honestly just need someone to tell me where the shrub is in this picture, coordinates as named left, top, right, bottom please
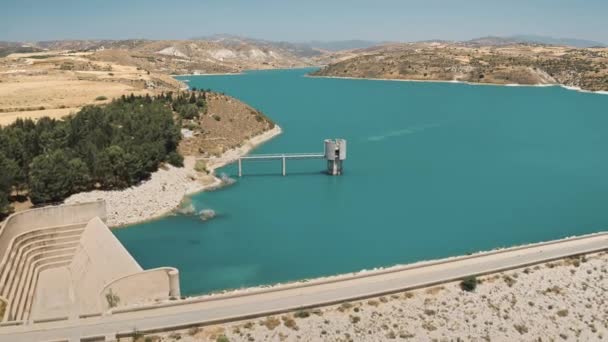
left=282, top=315, right=298, bottom=330
left=105, top=289, right=120, bottom=308
left=95, top=96, right=108, bottom=101
left=367, top=300, right=379, bottom=307
left=167, top=152, right=184, bottom=167
left=424, top=309, right=436, bottom=316
left=216, top=335, right=229, bottom=342
left=176, top=104, right=200, bottom=120
left=260, top=317, right=280, bottom=330
left=514, top=324, right=529, bottom=335
left=338, top=302, right=353, bottom=312
left=503, top=275, right=517, bottom=287
left=194, top=160, right=207, bottom=173
left=294, top=310, right=310, bottom=318
left=460, top=276, right=478, bottom=292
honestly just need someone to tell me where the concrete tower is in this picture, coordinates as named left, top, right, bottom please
left=324, top=139, right=347, bottom=175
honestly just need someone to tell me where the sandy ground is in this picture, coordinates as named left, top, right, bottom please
left=0, top=108, right=78, bottom=126
left=0, top=51, right=182, bottom=126
left=131, top=251, right=608, bottom=342
left=64, top=125, right=282, bottom=227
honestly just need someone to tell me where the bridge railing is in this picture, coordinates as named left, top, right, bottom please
left=240, top=153, right=324, bottom=160
left=237, top=152, right=325, bottom=176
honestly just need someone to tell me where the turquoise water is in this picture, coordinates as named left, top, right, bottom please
left=115, top=69, right=608, bottom=296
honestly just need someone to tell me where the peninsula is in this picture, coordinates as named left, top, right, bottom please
left=0, top=45, right=279, bottom=225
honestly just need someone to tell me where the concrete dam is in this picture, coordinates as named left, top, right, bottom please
left=0, top=201, right=180, bottom=324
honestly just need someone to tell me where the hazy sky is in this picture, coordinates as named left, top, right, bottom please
left=1, top=0, right=607, bottom=43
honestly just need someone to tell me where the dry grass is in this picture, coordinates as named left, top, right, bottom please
left=0, top=52, right=181, bottom=126
left=178, top=93, right=274, bottom=157
left=281, top=315, right=298, bottom=331
left=425, top=286, right=445, bottom=295
left=260, top=316, right=281, bottom=330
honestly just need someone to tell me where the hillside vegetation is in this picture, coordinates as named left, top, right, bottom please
left=0, top=93, right=208, bottom=216
left=0, top=89, right=275, bottom=218
left=312, top=43, right=608, bottom=91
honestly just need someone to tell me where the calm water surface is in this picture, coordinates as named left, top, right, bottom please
left=115, top=69, right=608, bottom=295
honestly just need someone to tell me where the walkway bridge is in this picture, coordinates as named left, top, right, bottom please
left=237, top=139, right=347, bottom=177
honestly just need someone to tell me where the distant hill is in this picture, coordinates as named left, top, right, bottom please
left=193, top=34, right=325, bottom=58
left=468, top=35, right=606, bottom=48
left=509, top=35, right=606, bottom=48
left=192, top=35, right=386, bottom=56
left=0, top=37, right=327, bottom=74
left=305, top=40, right=386, bottom=52
left=0, top=41, right=42, bottom=57
left=312, top=41, right=608, bottom=92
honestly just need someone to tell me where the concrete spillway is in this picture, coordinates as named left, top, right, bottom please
left=0, top=202, right=180, bottom=324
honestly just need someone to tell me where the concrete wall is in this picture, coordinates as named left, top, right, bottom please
left=0, top=201, right=184, bottom=321
left=68, top=217, right=142, bottom=315
left=100, top=268, right=179, bottom=311
left=0, top=201, right=107, bottom=261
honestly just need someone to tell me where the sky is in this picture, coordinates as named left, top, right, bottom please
left=1, top=0, right=607, bottom=43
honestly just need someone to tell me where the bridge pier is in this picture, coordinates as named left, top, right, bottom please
left=238, top=159, right=242, bottom=177
left=282, top=156, right=286, bottom=176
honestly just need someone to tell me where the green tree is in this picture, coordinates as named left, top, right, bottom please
left=28, top=150, right=73, bottom=204
left=177, top=104, right=200, bottom=120
left=95, top=145, right=130, bottom=189
left=166, top=151, right=184, bottom=167
left=67, top=158, right=91, bottom=193
left=0, top=152, right=18, bottom=216
left=196, top=97, right=206, bottom=109
left=1, top=95, right=183, bottom=205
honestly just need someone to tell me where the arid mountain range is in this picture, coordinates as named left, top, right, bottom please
left=2, top=35, right=608, bottom=125
left=2, top=36, right=333, bottom=74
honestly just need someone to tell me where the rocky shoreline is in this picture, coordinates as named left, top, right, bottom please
left=65, top=125, right=282, bottom=227
left=308, top=74, right=608, bottom=95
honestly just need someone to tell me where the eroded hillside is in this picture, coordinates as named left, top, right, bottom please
left=178, top=92, right=275, bottom=157
left=31, top=38, right=320, bottom=75
left=312, top=43, right=608, bottom=91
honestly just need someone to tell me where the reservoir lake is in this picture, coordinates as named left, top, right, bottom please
left=115, top=68, right=608, bottom=295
